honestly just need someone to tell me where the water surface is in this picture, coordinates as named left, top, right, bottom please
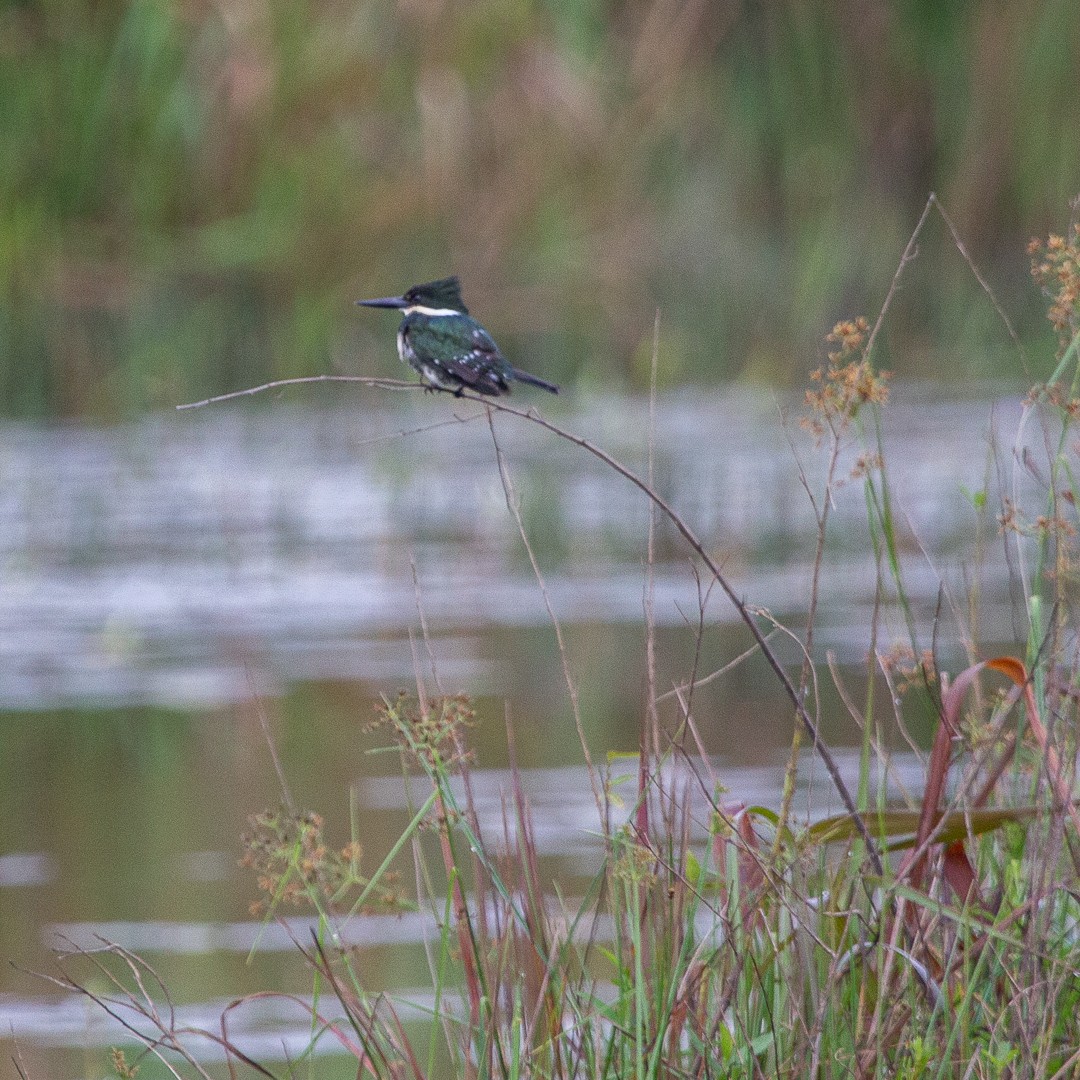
left=0, top=384, right=1042, bottom=1070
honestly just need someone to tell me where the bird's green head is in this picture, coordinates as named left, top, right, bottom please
left=406, top=277, right=467, bottom=313
left=356, top=276, right=468, bottom=315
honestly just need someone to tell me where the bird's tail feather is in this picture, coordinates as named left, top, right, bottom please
left=510, top=367, right=559, bottom=394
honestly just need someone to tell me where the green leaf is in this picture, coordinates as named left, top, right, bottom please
left=685, top=849, right=701, bottom=885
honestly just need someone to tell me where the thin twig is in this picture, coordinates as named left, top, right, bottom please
left=179, top=379, right=881, bottom=868
left=476, top=398, right=880, bottom=865
left=930, top=193, right=1027, bottom=371
left=774, top=398, right=843, bottom=851
left=242, top=663, right=296, bottom=815
left=645, top=310, right=661, bottom=756
left=410, top=558, right=446, bottom=696
left=410, top=559, right=491, bottom=949
left=355, top=411, right=485, bottom=445
left=176, top=374, right=419, bottom=410
left=864, top=194, right=936, bottom=365
left=656, top=629, right=774, bottom=703
left=640, top=310, right=662, bottom=840
left=484, top=410, right=604, bottom=819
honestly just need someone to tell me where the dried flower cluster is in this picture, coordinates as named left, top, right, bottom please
left=1027, top=382, right=1080, bottom=419
left=1029, top=227, right=1080, bottom=354
left=998, top=497, right=1076, bottom=541
left=610, top=828, right=659, bottom=888
left=240, top=806, right=402, bottom=916
left=879, top=641, right=937, bottom=697
left=369, top=691, right=476, bottom=772
left=804, top=318, right=890, bottom=439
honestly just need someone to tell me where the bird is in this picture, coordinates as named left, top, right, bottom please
left=356, top=276, right=559, bottom=397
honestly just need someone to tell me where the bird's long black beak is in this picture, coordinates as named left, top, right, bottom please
left=355, top=294, right=409, bottom=309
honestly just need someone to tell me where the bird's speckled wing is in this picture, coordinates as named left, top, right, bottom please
left=405, top=314, right=512, bottom=395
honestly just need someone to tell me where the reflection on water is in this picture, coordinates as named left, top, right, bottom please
left=0, top=987, right=440, bottom=1061
left=0, top=386, right=1031, bottom=710
left=0, top=384, right=1043, bottom=1064
left=0, top=852, right=57, bottom=887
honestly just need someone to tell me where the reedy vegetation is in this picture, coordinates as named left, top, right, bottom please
left=46, top=212, right=1080, bottom=1078
left=2, top=1, right=1079, bottom=416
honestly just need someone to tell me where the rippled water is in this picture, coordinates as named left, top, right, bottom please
left=0, top=383, right=1047, bottom=1066
left=0, top=385, right=1033, bottom=707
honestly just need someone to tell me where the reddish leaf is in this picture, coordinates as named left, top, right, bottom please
left=941, top=840, right=982, bottom=907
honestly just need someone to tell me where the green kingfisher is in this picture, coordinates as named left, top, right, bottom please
left=356, top=276, right=559, bottom=397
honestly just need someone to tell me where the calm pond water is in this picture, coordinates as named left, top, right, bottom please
left=0, top=383, right=1046, bottom=1073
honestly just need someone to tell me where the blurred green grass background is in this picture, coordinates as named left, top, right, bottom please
left=2, top=0, right=1078, bottom=418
